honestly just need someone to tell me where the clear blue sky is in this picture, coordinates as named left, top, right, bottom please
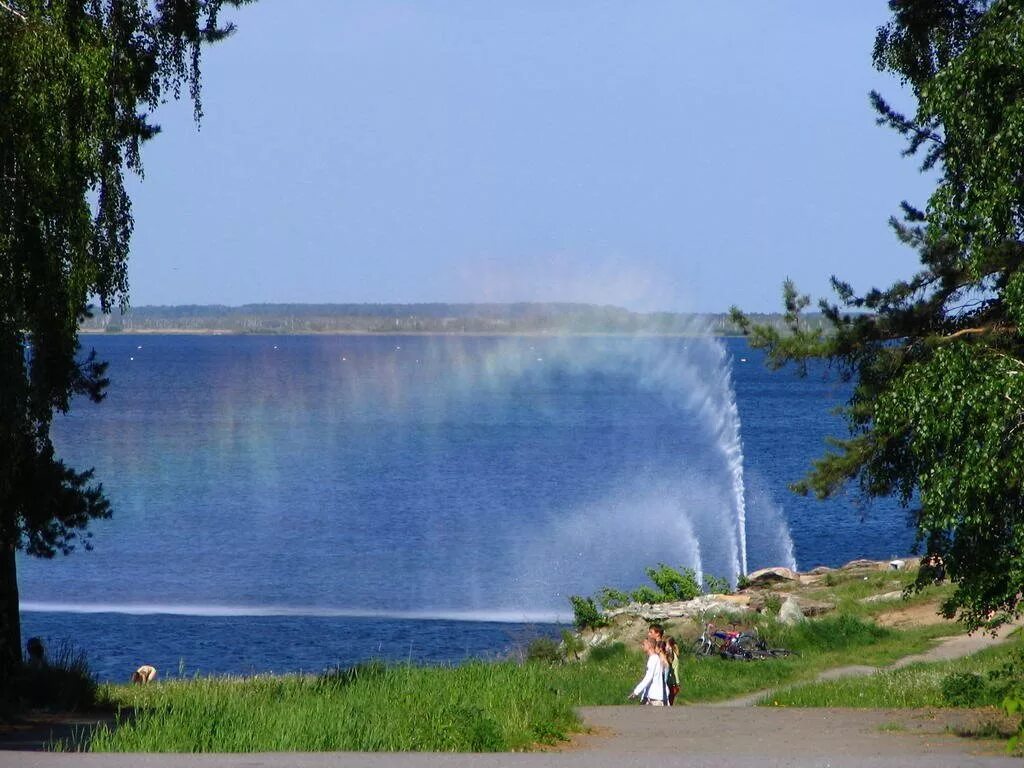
left=126, top=1, right=933, bottom=314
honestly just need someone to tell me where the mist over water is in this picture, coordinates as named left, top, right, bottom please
left=17, top=332, right=918, bottom=678
left=21, top=331, right=795, bottom=625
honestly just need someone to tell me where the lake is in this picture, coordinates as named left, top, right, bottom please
left=20, top=334, right=913, bottom=681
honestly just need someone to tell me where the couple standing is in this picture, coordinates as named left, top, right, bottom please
left=628, top=624, right=680, bottom=706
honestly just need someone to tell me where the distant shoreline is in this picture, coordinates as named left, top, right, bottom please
left=79, top=327, right=744, bottom=338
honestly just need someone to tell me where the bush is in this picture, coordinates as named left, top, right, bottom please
left=525, top=637, right=563, bottom=664
left=560, top=630, right=585, bottom=661
left=9, top=641, right=99, bottom=711
left=629, top=586, right=663, bottom=604
left=763, top=593, right=782, bottom=617
left=596, top=587, right=631, bottom=610
left=569, top=595, right=608, bottom=630
left=645, top=564, right=701, bottom=602
left=941, top=672, right=986, bottom=707
left=704, top=574, right=732, bottom=595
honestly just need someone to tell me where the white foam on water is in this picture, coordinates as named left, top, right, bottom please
left=21, top=601, right=566, bottom=624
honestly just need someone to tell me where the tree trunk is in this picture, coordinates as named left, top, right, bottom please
left=0, top=541, right=20, bottom=689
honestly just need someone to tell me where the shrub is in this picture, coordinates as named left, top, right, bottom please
left=560, top=630, right=585, bottom=661
left=763, top=593, right=782, bottom=617
left=704, top=574, right=732, bottom=595
left=629, top=586, right=663, bottom=604
left=569, top=595, right=608, bottom=630
left=941, top=672, right=986, bottom=707
left=525, top=637, right=563, bottom=664
left=596, top=587, right=631, bottom=610
left=645, top=564, right=701, bottom=602
left=736, top=574, right=752, bottom=590
left=9, top=641, right=99, bottom=711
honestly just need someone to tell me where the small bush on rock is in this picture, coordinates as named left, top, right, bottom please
left=569, top=596, right=608, bottom=630
left=646, top=564, right=701, bottom=602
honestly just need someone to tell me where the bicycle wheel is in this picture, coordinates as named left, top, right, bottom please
left=691, top=638, right=710, bottom=657
left=768, top=647, right=797, bottom=658
left=734, top=633, right=758, bottom=654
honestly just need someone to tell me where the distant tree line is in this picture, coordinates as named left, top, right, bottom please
left=80, top=303, right=829, bottom=336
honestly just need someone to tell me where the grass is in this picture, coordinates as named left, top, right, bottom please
left=71, top=613, right=978, bottom=752
left=2, top=642, right=100, bottom=717
left=760, top=641, right=1022, bottom=708
left=801, top=567, right=954, bottom=618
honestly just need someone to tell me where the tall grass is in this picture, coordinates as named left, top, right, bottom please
left=6, top=641, right=100, bottom=713
left=82, top=614, right=971, bottom=752
left=89, top=660, right=602, bottom=752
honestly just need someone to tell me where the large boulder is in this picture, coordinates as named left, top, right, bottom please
left=745, top=566, right=800, bottom=587
left=778, top=596, right=806, bottom=625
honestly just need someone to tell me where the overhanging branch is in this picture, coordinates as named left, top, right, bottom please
left=0, top=1, right=25, bottom=21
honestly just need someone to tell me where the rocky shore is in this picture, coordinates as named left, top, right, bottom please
left=578, top=557, right=924, bottom=650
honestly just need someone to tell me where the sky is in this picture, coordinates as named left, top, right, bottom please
left=125, top=1, right=935, bottom=314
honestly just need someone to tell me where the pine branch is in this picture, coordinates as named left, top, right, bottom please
left=0, top=1, right=25, bottom=21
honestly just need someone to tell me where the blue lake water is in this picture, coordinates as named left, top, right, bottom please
left=19, top=334, right=913, bottom=681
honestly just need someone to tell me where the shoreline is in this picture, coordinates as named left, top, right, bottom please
left=78, top=328, right=745, bottom=338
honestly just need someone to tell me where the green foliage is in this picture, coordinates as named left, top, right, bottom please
left=736, top=574, right=752, bottom=590
left=6, top=642, right=99, bottom=712
left=595, top=587, right=631, bottom=611
left=703, top=574, right=732, bottom=595
left=941, top=672, right=986, bottom=707
left=569, top=596, right=608, bottom=630
left=89, top=662, right=583, bottom=752
left=573, top=564, right=704, bottom=624
left=525, top=637, right=563, bottom=664
left=587, top=642, right=628, bottom=664
left=766, top=639, right=1016, bottom=710
left=763, top=593, right=783, bottom=617
left=732, top=0, right=1024, bottom=632
left=645, top=564, right=701, bottom=602
left=0, top=0, right=252, bottom=683
left=629, top=586, right=663, bottom=604
left=560, top=630, right=585, bottom=662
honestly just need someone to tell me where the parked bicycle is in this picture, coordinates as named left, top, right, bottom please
left=690, top=622, right=797, bottom=660
left=690, top=621, right=758, bottom=658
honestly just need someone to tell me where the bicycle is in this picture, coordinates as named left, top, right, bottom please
left=691, top=622, right=797, bottom=660
left=690, top=621, right=759, bottom=658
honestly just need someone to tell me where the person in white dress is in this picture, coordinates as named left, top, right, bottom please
left=628, top=638, right=667, bottom=705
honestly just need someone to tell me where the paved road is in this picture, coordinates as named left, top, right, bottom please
left=2, top=705, right=1019, bottom=768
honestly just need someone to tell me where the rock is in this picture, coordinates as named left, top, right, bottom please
left=605, top=593, right=753, bottom=623
left=841, top=558, right=884, bottom=571
left=778, top=596, right=806, bottom=625
left=859, top=590, right=904, bottom=604
left=791, top=596, right=835, bottom=617
left=806, top=565, right=834, bottom=575
left=745, top=567, right=800, bottom=586
left=889, top=559, right=906, bottom=570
